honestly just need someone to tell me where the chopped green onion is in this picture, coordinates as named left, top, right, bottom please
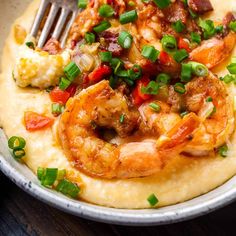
left=222, top=74, right=234, bottom=84
left=181, top=63, right=192, bottom=82
left=25, top=41, right=35, bottom=49
left=8, top=136, right=26, bottom=150
left=218, top=145, right=228, bottom=157
left=141, top=81, right=159, bottom=95
left=172, top=20, right=185, bottom=33
left=141, top=45, right=160, bottom=62
left=109, top=75, right=117, bottom=88
left=110, top=58, right=124, bottom=73
left=215, top=25, right=223, bottom=33
left=123, top=78, right=135, bottom=86
left=128, top=65, right=142, bottom=80
left=174, top=83, right=186, bottom=94
left=173, top=49, right=189, bottom=63
left=116, top=70, right=129, bottom=77
left=99, top=51, right=112, bottom=62
left=13, top=148, right=25, bottom=159
left=188, top=61, right=208, bottom=77
left=229, top=21, right=236, bottom=32
left=198, top=18, right=216, bottom=39
left=156, top=73, right=170, bottom=84
left=78, top=0, right=87, bottom=9
left=57, top=169, right=66, bottom=180
left=161, top=35, right=177, bottom=53
left=59, top=77, right=71, bottom=90
left=37, top=167, right=45, bottom=181
left=119, top=10, right=138, bottom=24
left=56, top=179, right=80, bottom=199
left=180, top=111, right=189, bottom=118
left=119, top=114, right=125, bottom=123
left=149, top=103, right=161, bottom=112
left=93, top=21, right=111, bottom=33
left=99, top=4, right=114, bottom=17
left=64, top=62, right=81, bottom=81
left=147, top=193, right=159, bottom=206
left=206, top=96, right=213, bottom=102
left=128, top=1, right=135, bottom=6
left=85, top=32, right=95, bottom=44
left=40, top=168, right=58, bottom=187
left=51, top=103, right=65, bottom=115
left=227, top=63, right=236, bottom=75
left=118, top=31, right=133, bottom=49
left=153, top=0, right=171, bottom=9
left=190, top=32, right=201, bottom=44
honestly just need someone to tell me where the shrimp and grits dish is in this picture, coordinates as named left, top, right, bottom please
left=0, top=0, right=236, bottom=209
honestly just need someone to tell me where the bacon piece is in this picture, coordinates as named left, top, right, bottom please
left=188, top=0, right=213, bottom=14
left=43, top=38, right=61, bottom=55
left=223, top=12, right=236, bottom=27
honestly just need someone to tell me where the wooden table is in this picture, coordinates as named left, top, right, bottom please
left=0, top=172, right=235, bottom=236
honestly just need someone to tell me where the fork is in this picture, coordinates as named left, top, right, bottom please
left=30, top=0, right=79, bottom=48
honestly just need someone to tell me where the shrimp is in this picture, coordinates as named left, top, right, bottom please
left=59, top=80, right=200, bottom=179
left=189, top=32, right=236, bottom=69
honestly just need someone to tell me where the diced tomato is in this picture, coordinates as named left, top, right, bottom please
left=178, top=37, right=191, bottom=52
left=132, top=76, right=152, bottom=106
left=24, top=111, right=54, bottom=132
left=88, top=65, right=112, bottom=83
left=159, top=51, right=172, bottom=65
left=49, top=87, right=71, bottom=104
left=66, top=83, right=77, bottom=97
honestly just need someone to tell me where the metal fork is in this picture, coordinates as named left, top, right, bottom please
left=30, top=0, right=79, bottom=48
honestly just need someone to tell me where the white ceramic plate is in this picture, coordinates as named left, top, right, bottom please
left=1, top=0, right=236, bottom=226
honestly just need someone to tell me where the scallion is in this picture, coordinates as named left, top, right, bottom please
left=118, top=31, right=133, bottom=49
left=13, top=148, right=25, bottom=159
left=59, top=77, right=71, bottom=90
left=172, top=20, right=185, bottom=33
left=153, top=0, right=171, bottom=9
left=174, top=83, right=186, bottom=94
left=37, top=167, right=45, bottom=181
left=190, top=32, right=201, bottom=44
left=188, top=61, right=208, bottom=77
left=218, top=145, right=228, bottom=157
left=99, top=51, right=112, bottom=62
left=222, top=74, right=234, bottom=84
left=57, top=169, right=66, bottom=180
left=110, top=58, right=124, bottom=74
left=78, top=0, right=87, bottom=9
left=119, top=10, right=138, bottom=24
left=215, top=25, right=223, bottom=33
left=147, top=193, right=159, bottom=206
left=227, top=63, right=236, bottom=75
left=229, top=21, right=236, bottom=32
left=8, top=136, right=26, bottom=150
left=181, top=63, right=192, bottom=82
left=156, top=73, right=170, bottom=84
left=206, top=96, right=213, bottom=102
left=109, top=75, right=117, bottom=88
left=173, top=49, right=189, bottom=63
left=64, top=62, right=81, bottom=81
left=25, top=41, right=35, bottom=50
left=56, top=179, right=80, bottom=199
left=85, top=32, right=95, bottom=44
left=149, top=103, right=161, bottom=112
left=198, top=18, right=216, bottom=39
left=51, top=103, right=65, bottom=115
left=99, top=4, right=114, bottom=17
left=93, top=21, right=111, bottom=33
left=128, top=1, right=135, bottom=6
left=119, top=114, right=125, bottom=123
left=141, top=81, right=159, bottom=95
left=40, top=168, right=58, bottom=187
left=141, top=45, right=159, bottom=62
left=161, top=35, right=177, bottom=53
left=128, top=64, right=142, bottom=80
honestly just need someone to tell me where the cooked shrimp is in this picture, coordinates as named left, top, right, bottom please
left=59, top=80, right=200, bottom=179
left=189, top=32, right=236, bottom=69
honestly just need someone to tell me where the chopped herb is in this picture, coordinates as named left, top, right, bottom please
left=147, top=193, right=159, bottom=206
left=218, top=145, right=228, bottom=157
left=174, top=82, right=186, bottom=94
left=227, top=63, right=236, bottom=75
left=13, top=148, right=25, bottom=159
left=99, top=4, right=114, bottom=17
left=190, top=32, right=201, bottom=44
left=59, top=77, right=71, bottom=90
left=118, top=31, right=133, bottom=49
left=78, top=0, right=87, bottom=9
left=156, top=73, right=171, bottom=84
left=119, top=114, right=125, bottom=123
left=172, top=20, right=185, bottom=33
left=93, top=21, right=111, bottom=33
left=181, top=63, right=192, bottom=82
left=153, top=0, right=171, bottom=9
left=64, top=62, right=81, bottom=81
left=119, top=10, right=138, bottom=24
left=85, top=32, right=95, bottom=44
left=198, top=18, right=216, bottom=39
left=141, top=45, right=160, bottom=62
left=8, top=136, right=26, bottom=150
left=229, top=21, right=236, bottom=32
left=215, top=25, right=223, bottom=33
left=173, top=49, right=189, bottom=63
left=99, top=51, right=112, bottom=62
left=149, top=103, right=161, bottom=112
left=206, top=96, right=213, bottom=102
left=141, top=81, right=159, bottom=95
left=56, top=179, right=80, bottom=199
left=161, top=35, right=177, bottom=53
left=25, top=41, right=35, bottom=49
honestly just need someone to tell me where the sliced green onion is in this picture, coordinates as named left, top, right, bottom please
left=181, top=63, right=192, bottom=82
left=222, top=74, right=234, bottom=84
left=149, top=103, right=161, bottom=112
left=227, top=63, right=236, bottom=75
left=37, top=167, right=45, bottom=181
left=172, top=20, right=185, bottom=33
left=218, top=145, right=228, bottom=157
left=173, top=49, right=189, bottom=63
left=110, top=58, right=124, bottom=74
left=109, top=75, right=117, bottom=88
left=64, top=62, right=81, bottom=81
left=13, top=148, right=25, bottom=159
left=78, top=0, right=87, bottom=9
left=41, top=168, right=58, bottom=187
left=229, top=21, right=236, bottom=32
left=156, top=73, right=170, bottom=84
left=118, top=31, right=133, bottom=49
left=59, top=77, right=71, bottom=90
left=8, top=136, right=26, bottom=150
left=147, top=193, right=159, bottom=206
left=93, top=21, right=111, bottom=33
left=141, top=45, right=160, bottom=62
left=190, top=32, right=201, bottom=44
left=25, top=41, right=35, bottom=49
left=174, top=83, right=186, bottom=94
left=141, top=81, right=159, bottom=95
left=116, top=70, right=129, bottom=77
left=198, top=18, right=216, bottom=39
left=161, top=35, right=177, bottom=53
left=128, top=65, right=142, bottom=80
left=57, top=169, right=66, bottom=180
left=206, top=96, right=213, bottom=102
left=119, top=114, right=125, bottom=123
left=180, top=111, right=189, bottom=118
left=51, top=103, right=65, bottom=115
left=56, top=179, right=80, bottom=199
left=153, top=0, right=171, bottom=9
left=85, top=32, right=95, bottom=44
left=119, top=10, right=138, bottom=24
left=99, top=51, right=112, bottom=62
left=99, top=4, right=114, bottom=17
left=215, top=25, right=223, bottom=33
left=188, top=61, right=208, bottom=77
left=123, top=78, right=135, bottom=86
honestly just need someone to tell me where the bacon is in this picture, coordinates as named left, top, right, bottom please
left=43, top=38, right=61, bottom=55
left=223, top=12, right=236, bottom=27
left=188, top=0, right=213, bottom=14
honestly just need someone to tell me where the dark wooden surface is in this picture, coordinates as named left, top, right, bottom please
left=1, top=171, right=236, bottom=236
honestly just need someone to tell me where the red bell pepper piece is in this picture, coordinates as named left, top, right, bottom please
left=159, top=51, right=172, bottom=65
left=24, top=111, right=54, bottom=131
left=88, top=65, right=112, bottom=83
left=178, top=37, right=191, bottom=52
left=49, top=87, right=71, bottom=104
